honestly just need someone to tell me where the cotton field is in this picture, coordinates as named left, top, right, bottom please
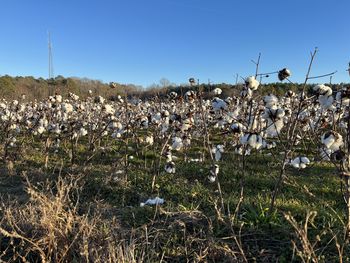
left=1, top=67, right=350, bottom=261
left=1, top=76, right=348, bottom=176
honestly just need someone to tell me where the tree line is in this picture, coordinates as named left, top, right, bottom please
left=0, top=74, right=348, bottom=100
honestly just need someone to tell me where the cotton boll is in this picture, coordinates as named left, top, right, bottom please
left=335, top=87, right=350, bottom=106
left=145, top=135, right=154, bottom=145
left=241, top=133, right=263, bottom=149
left=265, top=119, right=284, bottom=138
left=208, top=164, right=219, bottom=182
left=285, top=90, right=296, bottom=98
left=319, top=95, right=334, bottom=110
left=216, top=144, right=224, bottom=153
left=299, top=163, right=306, bottom=169
left=79, top=127, right=88, bottom=136
left=263, top=108, right=285, bottom=121
left=230, top=123, right=244, bottom=134
left=61, top=103, right=73, bottom=113
left=290, top=158, right=300, bottom=168
left=208, top=175, right=216, bottom=183
left=210, top=164, right=219, bottom=176
left=69, top=93, right=79, bottom=101
left=0, top=102, right=7, bottom=109
left=278, top=68, right=291, bottom=81
left=240, top=133, right=250, bottom=145
left=151, top=112, right=162, bottom=124
left=109, top=121, right=123, bottom=130
left=234, top=146, right=242, bottom=155
left=171, top=137, right=183, bottom=151
left=215, top=150, right=222, bottom=161
left=185, top=90, right=196, bottom=103
left=248, top=134, right=258, bottom=149
left=321, top=131, right=343, bottom=151
left=140, top=197, right=164, bottom=207
left=212, top=145, right=224, bottom=161
left=250, top=134, right=263, bottom=149
left=212, top=88, right=222, bottom=95
left=111, top=131, right=122, bottom=138
left=169, top=91, right=178, bottom=99
left=330, top=137, right=343, bottom=152
left=37, top=126, right=45, bottom=134
left=300, top=157, right=310, bottom=165
left=240, top=87, right=252, bottom=99
left=275, top=108, right=285, bottom=119
left=103, top=104, right=115, bottom=115
left=245, top=76, right=259, bottom=90
left=9, top=137, right=17, bottom=147
left=313, top=84, right=332, bottom=96
left=212, top=97, right=227, bottom=111
left=165, top=161, right=176, bottom=173
left=290, top=157, right=310, bottom=169
left=321, top=132, right=335, bottom=148
left=266, top=141, right=276, bottom=149
left=55, top=95, right=63, bottom=103
left=165, top=149, right=173, bottom=162
left=9, top=123, right=17, bottom=130
left=263, top=94, right=278, bottom=109
left=140, top=116, right=149, bottom=128
left=94, top=96, right=105, bottom=104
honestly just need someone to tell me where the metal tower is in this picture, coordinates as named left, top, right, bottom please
left=48, top=32, right=54, bottom=79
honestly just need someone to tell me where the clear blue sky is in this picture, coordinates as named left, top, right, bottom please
left=0, top=0, right=349, bottom=87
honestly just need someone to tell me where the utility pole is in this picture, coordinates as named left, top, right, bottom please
left=48, top=32, right=54, bottom=79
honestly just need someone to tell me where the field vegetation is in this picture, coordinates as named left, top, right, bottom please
left=0, top=51, right=350, bottom=262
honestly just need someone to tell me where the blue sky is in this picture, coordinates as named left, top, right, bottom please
left=0, top=0, right=349, bottom=87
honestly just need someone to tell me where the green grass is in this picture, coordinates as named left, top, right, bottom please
left=0, top=136, right=349, bottom=262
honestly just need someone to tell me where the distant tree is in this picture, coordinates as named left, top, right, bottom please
left=0, top=76, right=16, bottom=96
left=159, top=78, right=171, bottom=88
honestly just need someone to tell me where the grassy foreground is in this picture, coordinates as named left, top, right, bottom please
left=0, top=136, right=348, bottom=263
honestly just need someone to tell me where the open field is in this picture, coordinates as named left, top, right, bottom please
left=0, top=73, right=350, bottom=262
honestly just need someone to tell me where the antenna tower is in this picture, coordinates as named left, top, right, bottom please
left=48, top=32, right=54, bottom=79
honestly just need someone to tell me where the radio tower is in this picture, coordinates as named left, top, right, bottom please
left=48, top=32, right=54, bottom=79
